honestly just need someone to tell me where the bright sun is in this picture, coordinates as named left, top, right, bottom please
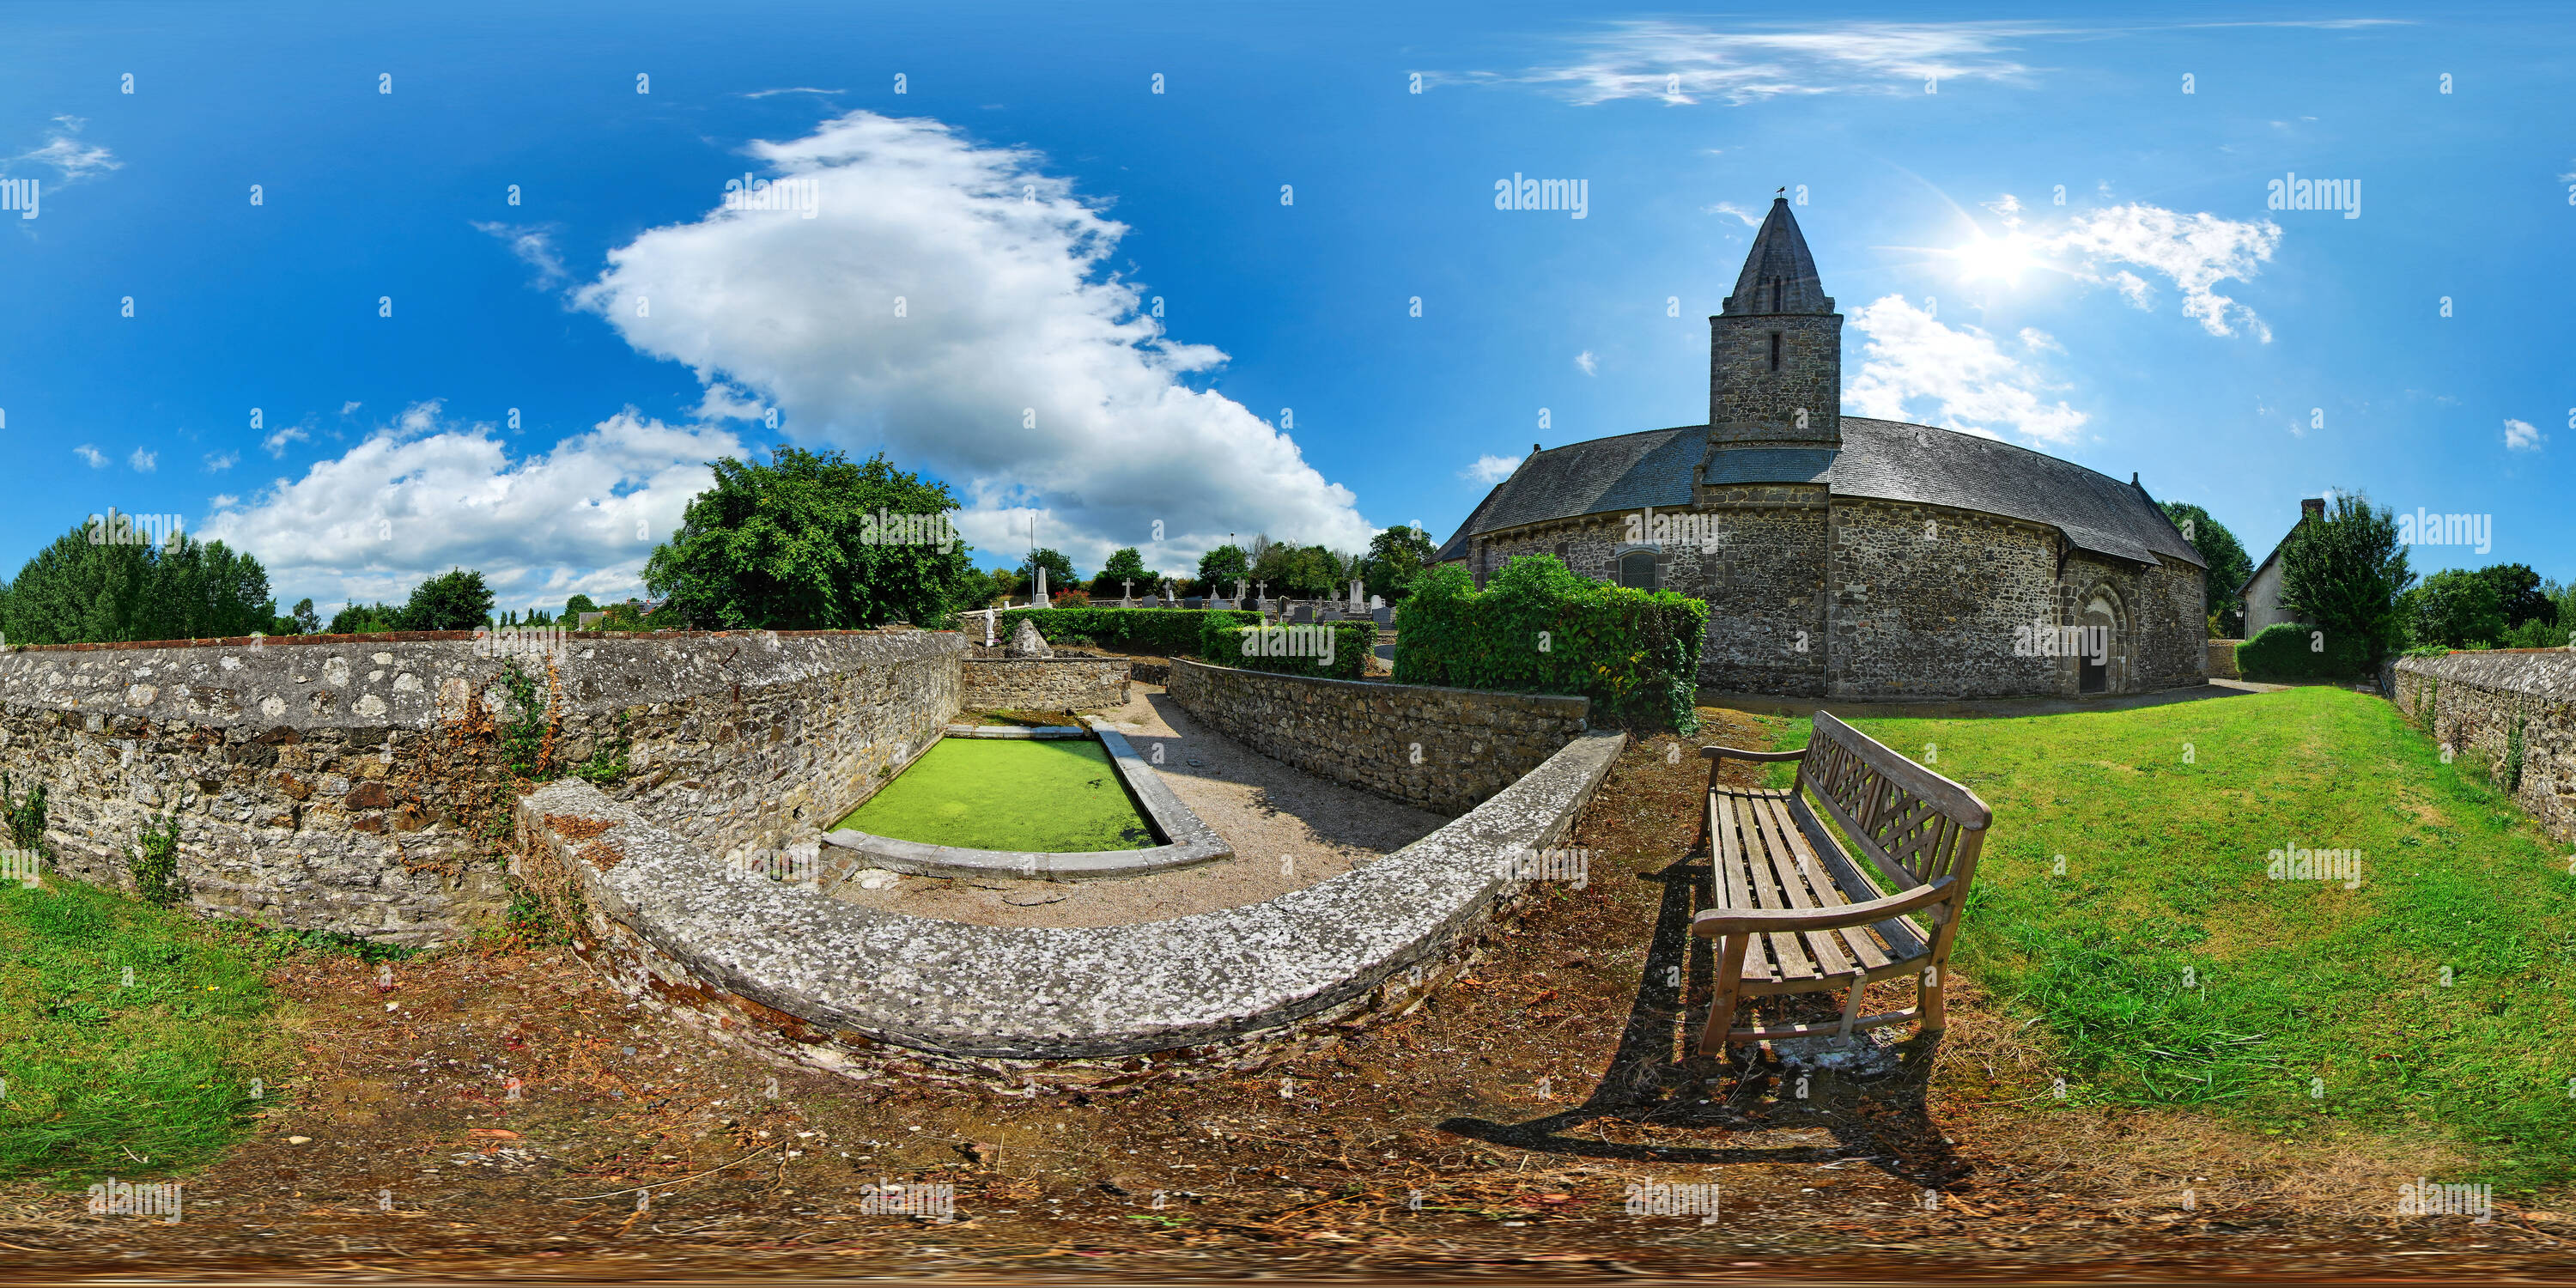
left=1952, top=233, right=2038, bottom=283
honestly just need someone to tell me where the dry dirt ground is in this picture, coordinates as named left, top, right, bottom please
left=3, top=710, right=2570, bottom=1283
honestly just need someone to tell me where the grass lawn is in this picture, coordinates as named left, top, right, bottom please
left=0, top=876, right=312, bottom=1184
left=1759, top=686, right=2576, bottom=1197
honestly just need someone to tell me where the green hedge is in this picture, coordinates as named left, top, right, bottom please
left=2236, top=622, right=2374, bottom=681
left=1394, top=556, right=1708, bottom=731
left=997, top=606, right=1256, bottom=656
left=1199, top=617, right=1372, bottom=680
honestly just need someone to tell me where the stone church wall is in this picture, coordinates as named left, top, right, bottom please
left=1710, top=313, right=1843, bottom=442
left=1825, top=500, right=2061, bottom=699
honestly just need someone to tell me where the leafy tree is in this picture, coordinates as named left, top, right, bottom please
left=1020, top=547, right=1077, bottom=598
left=1089, top=547, right=1159, bottom=598
left=1361, top=524, right=1437, bottom=602
left=0, top=524, right=276, bottom=645
left=328, top=601, right=404, bottom=635
left=290, top=598, right=321, bottom=635
left=981, top=566, right=1024, bottom=605
left=2160, top=502, right=2253, bottom=636
left=564, top=593, right=599, bottom=618
left=642, top=446, right=980, bottom=629
left=1251, top=542, right=1346, bottom=598
left=2473, top=563, right=2555, bottom=630
left=398, top=568, right=496, bottom=631
left=1196, top=544, right=1249, bottom=593
left=2278, top=491, right=2413, bottom=670
left=2405, top=569, right=2507, bottom=648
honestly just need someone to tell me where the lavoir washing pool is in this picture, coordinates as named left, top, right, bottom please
left=831, top=738, right=1156, bottom=853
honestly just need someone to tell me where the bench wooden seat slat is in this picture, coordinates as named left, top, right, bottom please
left=1743, top=794, right=1856, bottom=978
left=1692, top=712, right=1993, bottom=1056
left=1709, top=793, right=1777, bottom=982
left=1756, top=795, right=1893, bottom=972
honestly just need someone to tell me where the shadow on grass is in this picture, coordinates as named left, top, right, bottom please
left=1437, top=857, right=1965, bottom=1189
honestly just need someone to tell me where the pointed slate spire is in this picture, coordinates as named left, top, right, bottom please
left=1722, top=197, right=1834, bottom=315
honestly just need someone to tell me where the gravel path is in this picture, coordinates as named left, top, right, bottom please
left=826, top=683, right=1447, bottom=928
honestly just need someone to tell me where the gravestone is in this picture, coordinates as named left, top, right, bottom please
left=1006, top=617, right=1054, bottom=659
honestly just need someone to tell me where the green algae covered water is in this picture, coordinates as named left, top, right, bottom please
left=830, top=738, right=1157, bottom=853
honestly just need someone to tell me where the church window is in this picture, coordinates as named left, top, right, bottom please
left=1768, top=331, right=1781, bottom=371
left=1618, top=550, right=1658, bottom=591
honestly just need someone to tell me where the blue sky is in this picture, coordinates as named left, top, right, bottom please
left=0, top=3, right=2567, bottom=616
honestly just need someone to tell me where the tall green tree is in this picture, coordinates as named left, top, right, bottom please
left=642, top=446, right=979, bottom=629
left=1195, top=544, right=1249, bottom=593
left=1361, top=524, right=1437, bottom=602
left=1089, top=547, right=1159, bottom=598
left=2472, top=562, right=2555, bottom=630
left=397, top=568, right=496, bottom=630
left=2405, top=569, right=2506, bottom=648
left=1021, top=547, right=1078, bottom=598
left=289, top=598, right=321, bottom=635
left=328, top=602, right=403, bottom=635
left=0, top=525, right=276, bottom=645
left=2278, top=491, right=2413, bottom=669
left=2160, top=502, right=2254, bottom=636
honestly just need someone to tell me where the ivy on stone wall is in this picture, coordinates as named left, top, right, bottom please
left=1394, top=556, right=1709, bottom=732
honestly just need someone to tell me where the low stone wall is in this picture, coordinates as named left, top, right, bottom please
left=961, top=658, right=1129, bottom=711
left=2208, top=639, right=2242, bottom=680
left=2394, top=651, right=2576, bottom=844
left=513, top=728, right=1625, bottom=1084
left=1165, top=659, right=1589, bottom=816
left=0, top=628, right=962, bottom=945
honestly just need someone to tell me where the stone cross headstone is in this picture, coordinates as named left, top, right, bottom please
left=1006, top=617, right=1053, bottom=658
left=1121, top=578, right=1133, bottom=608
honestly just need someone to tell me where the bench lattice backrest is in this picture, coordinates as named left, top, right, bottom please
left=1795, top=710, right=1992, bottom=895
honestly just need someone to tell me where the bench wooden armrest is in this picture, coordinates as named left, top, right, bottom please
left=1700, top=744, right=1807, bottom=764
left=1690, top=876, right=1957, bottom=937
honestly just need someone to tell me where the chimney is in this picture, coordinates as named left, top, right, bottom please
left=2300, top=496, right=2326, bottom=524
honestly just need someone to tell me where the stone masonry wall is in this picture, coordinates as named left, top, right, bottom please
left=1826, top=500, right=2060, bottom=698
left=1710, top=313, right=1842, bottom=443
left=1166, top=659, right=1589, bottom=817
left=2395, top=651, right=2576, bottom=845
left=0, top=629, right=961, bottom=945
left=960, top=658, right=1131, bottom=712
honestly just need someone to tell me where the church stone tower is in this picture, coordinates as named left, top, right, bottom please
left=1708, top=196, right=1841, bottom=448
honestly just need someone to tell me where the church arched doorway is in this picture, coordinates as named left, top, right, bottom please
left=2075, top=583, right=2128, bottom=696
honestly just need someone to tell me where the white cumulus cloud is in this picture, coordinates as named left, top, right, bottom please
left=2044, top=204, right=2279, bottom=340
left=129, top=447, right=156, bottom=472
left=1462, top=453, right=1523, bottom=483
left=568, top=110, right=1376, bottom=572
left=2505, top=417, right=2543, bottom=452
left=72, top=444, right=106, bottom=468
left=200, top=404, right=745, bottom=613
left=262, top=425, right=308, bottom=457
left=1843, top=295, right=2087, bottom=445
left=1575, top=350, right=1598, bottom=375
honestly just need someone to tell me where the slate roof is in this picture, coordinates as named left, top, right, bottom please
left=1725, top=197, right=1835, bottom=316
left=1435, top=417, right=2205, bottom=570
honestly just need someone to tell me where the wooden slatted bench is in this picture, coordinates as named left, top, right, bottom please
left=1693, top=710, right=1993, bottom=1056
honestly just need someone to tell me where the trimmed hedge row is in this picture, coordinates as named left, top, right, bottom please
left=1394, top=556, right=1708, bottom=731
left=2236, top=622, right=2374, bottom=681
left=1198, top=618, right=1373, bottom=680
left=996, top=606, right=1256, bottom=656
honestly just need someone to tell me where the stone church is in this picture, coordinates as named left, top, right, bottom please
left=1435, top=197, right=2207, bottom=700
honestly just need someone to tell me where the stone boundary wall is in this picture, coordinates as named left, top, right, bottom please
left=961, top=657, right=1130, bottom=711
left=1164, top=659, right=1589, bottom=816
left=0, top=628, right=961, bottom=945
left=2208, top=639, right=2243, bottom=680
left=2394, top=651, right=2576, bottom=844
left=512, top=729, right=1626, bottom=1085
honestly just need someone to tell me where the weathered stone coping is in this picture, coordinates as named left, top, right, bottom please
left=944, top=725, right=1087, bottom=739
left=515, top=728, right=1626, bottom=1060
left=1, top=626, right=950, bottom=653
left=821, top=720, right=1229, bottom=880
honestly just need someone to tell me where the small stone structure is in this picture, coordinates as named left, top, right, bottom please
left=0, top=629, right=959, bottom=945
left=513, top=728, right=1625, bottom=1084
left=1005, top=617, right=1053, bottom=658
left=2394, top=650, right=2576, bottom=844
left=2207, top=639, right=2242, bottom=680
left=960, top=657, right=1130, bottom=712
left=1165, top=659, right=1589, bottom=816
